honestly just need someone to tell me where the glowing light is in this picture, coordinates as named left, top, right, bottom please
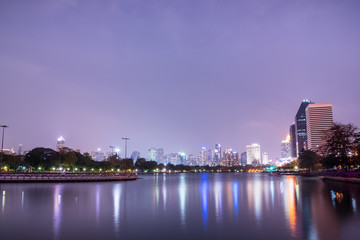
left=57, top=136, right=65, bottom=142
left=115, top=148, right=120, bottom=153
left=97, top=148, right=101, bottom=152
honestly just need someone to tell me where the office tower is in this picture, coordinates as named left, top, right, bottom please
left=200, top=147, right=207, bottom=166
left=289, top=123, right=297, bottom=158
left=306, top=102, right=334, bottom=154
left=231, top=151, right=239, bottom=166
left=281, top=135, right=291, bottom=162
left=206, top=149, right=213, bottom=166
left=223, top=148, right=233, bottom=167
left=262, top=152, right=269, bottom=165
left=56, top=136, right=65, bottom=150
left=240, top=152, right=247, bottom=166
left=157, top=148, right=165, bottom=164
left=214, top=144, right=221, bottom=166
left=179, top=152, right=186, bottom=165
left=148, top=147, right=157, bottom=161
left=246, top=144, right=261, bottom=165
left=295, top=100, right=312, bottom=156
left=18, top=144, right=23, bottom=155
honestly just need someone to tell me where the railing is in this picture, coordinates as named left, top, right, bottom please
left=0, top=173, right=137, bottom=182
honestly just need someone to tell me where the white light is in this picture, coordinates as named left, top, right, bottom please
left=115, top=148, right=120, bottom=152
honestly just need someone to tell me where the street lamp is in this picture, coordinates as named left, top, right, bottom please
left=0, top=125, right=9, bottom=173
left=122, top=137, right=130, bottom=172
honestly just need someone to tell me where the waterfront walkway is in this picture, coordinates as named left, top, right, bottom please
left=0, top=173, right=137, bottom=183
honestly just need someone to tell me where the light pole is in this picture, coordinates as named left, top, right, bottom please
left=0, top=125, right=9, bottom=173
left=122, top=137, right=129, bottom=173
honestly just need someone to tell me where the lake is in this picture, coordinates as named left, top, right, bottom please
left=1, top=173, right=360, bottom=240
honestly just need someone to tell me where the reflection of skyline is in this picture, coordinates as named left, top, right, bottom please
left=0, top=174, right=359, bottom=240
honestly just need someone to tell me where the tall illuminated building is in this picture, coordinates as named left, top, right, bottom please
left=214, top=144, right=221, bottom=166
left=295, top=100, right=312, bottom=156
left=246, top=144, right=261, bottom=165
left=240, top=152, right=247, bottom=166
left=223, top=148, right=233, bottom=167
left=56, top=136, right=65, bottom=150
left=281, top=135, right=291, bottom=162
left=262, top=152, right=268, bottom=165
left=289, top=123, right=297, bottom=158
left=200, top=147, right=207, bottom=166
left=305, top=102, right=333, bottom=154
left=148, top=147, right=157, bottom=161
left=231, top=151, right=239, bottom=166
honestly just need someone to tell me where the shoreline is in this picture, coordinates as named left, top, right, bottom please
left=322, top=176, right=360, bottom=184
left=0, top=173, right=137, bottom=183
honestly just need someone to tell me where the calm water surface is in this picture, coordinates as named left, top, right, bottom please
left=1, top=173, right=360, bottom=240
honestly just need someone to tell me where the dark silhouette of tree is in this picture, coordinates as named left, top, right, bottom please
left=298, top=150, right=321, bottom=172
left=321, top=123, right=360, bottom=169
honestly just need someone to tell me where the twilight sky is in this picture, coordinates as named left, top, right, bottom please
left=1, top=0, right=360, bottom=159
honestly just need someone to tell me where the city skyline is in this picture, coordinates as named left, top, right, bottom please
left=1, top=0, right=360, bottom=160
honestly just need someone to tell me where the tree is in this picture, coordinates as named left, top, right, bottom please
left=298, top=150, right=321, bottom=172
left=321, top=123, right=360, bottom=170
left=64, top=151, right=78, bottom=168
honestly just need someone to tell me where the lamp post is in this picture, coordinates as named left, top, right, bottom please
left=0, top=125, right=9, bottom=173
left=122, top=137, right=129, bottom=173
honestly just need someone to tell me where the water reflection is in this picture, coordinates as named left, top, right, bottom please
left=201, top=173, right=209, bottom=230
left=0, top=174, right=360, bottom=240
left=53, top=185, right=63, bottom=240
left=179, top=174, right=187, bottom=229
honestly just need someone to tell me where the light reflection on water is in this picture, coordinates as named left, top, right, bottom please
left=0, top=173, right=360, bottom=240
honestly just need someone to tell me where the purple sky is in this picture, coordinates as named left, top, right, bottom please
left=1, top=0, right=360, bottom=159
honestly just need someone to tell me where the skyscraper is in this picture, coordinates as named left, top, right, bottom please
left=262, top=152, right=269, bottom=165
left=289, top=123, right=297, bottom=158
left=246, top=144, right=261, bottom=165
left=295, top=100, right=312, bottom=156
left=56, top=136, right=65, bottom=150
left=223, top=148, right=233, bottom=167
left=148, top=147, right=157, bottom=161
left=305, top=102, right=333, bottom=154
left=281, top=135, right=291, bottom=162
left=231, top=151, right=239, bottom=166
left=240, top=152, right=247, bottom=166
left=214, top=144, right=221, bottom=166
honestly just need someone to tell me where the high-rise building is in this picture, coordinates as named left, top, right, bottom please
left=179, top=152, right=186, bottom=165
left=200, top=147, right=207, bottom=166
left=295, top=100, right=312, bottom=156
left=246, top=144, right=261, bottom=165
left=157, top=148, right=165, bottom=164
left=240, top=152, right=247, bottom=166
left=214, top=144, right=221, bottom=166
left=148, top=147, right=157, bottom=161
left=306, top=102, right=333, bottom=154
left=262, top=152, right=269, bottom=165
left=206, top=149, right=213, bottom=166
left=231, top=151, right=239, bottom=166
left=18, top=144, right=23, bottom=155
left=281, top=135, right=291, bottom=162
left=56, top=136, right=65, bottom=150
left=289, top=123, right=297, bottom=158
left=223, top=148, right=233, bottom=166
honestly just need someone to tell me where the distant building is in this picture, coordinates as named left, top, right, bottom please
left=214, top=144, right=221, bottom=166
left=295, top=100, right=312, bottom=156
left=289, top=123, right=297, bottom=158
left=148, top=147, right=157, bottom=161
left=179, top=152, right=186, bottom=165
left=56, top=136, right=65, bottom=150
left=281, top=135, right=291, bottom=162
left=223, top=148, right=233, bottom=167
left=231, top=151, right=239, bottom=166
left=18, top=144, right=23, bottom=155
left=246, top=144, right=261, bottom=165
left=157, top=148, right=165, bottom=164
left=89, top=149, right=105, bottom=161
left=240, top=152, right=247, bottom=166
left=200, top=147, right=207, bottom=166
left=131, top=151, right=140, bottom=162
left=306, top=102, right=333, bottom=154
left=262, top=152, right=269, bottom=165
